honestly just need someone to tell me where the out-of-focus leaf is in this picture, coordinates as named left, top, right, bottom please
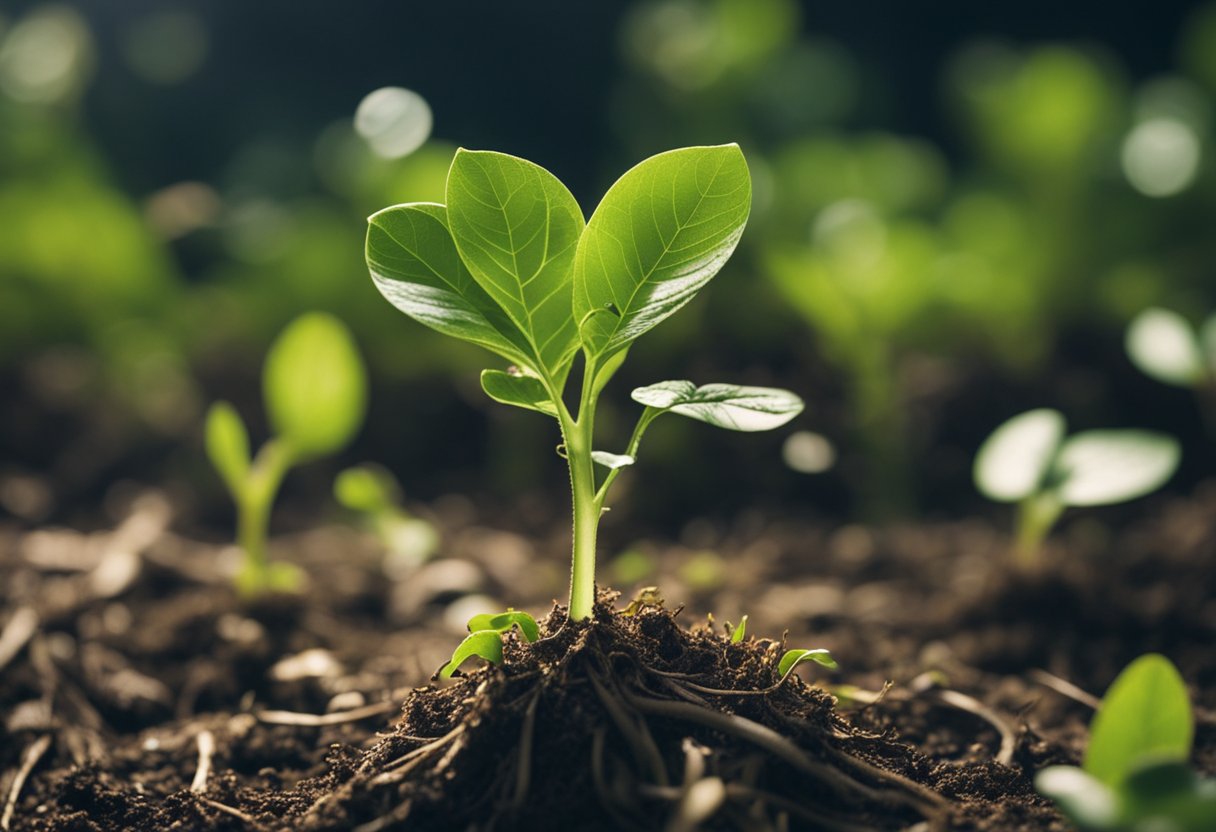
left=973, top=408, right=1065, bottom=502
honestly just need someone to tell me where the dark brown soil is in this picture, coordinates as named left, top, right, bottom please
left=2, top=483, right=1214, bottom=830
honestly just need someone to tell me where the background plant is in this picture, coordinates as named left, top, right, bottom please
left=334, top=463, right=439, bottom=575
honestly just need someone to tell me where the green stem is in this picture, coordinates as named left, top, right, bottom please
left=236, top=440, right=294, bottom=594
left=594, top=407, right=660, bottom=505
left=1013, top=491, right=1063, bottom=571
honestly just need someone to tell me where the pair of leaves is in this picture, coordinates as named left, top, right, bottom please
left=367, top=145, right=752, bottom=383
left=973, top=409, right=1179, bottom=508
left=1036, top=654, right=1213, bottom=830
left=438, top=609, right=540, bottom=679
left=1126, top=307, right=1216, bottom=388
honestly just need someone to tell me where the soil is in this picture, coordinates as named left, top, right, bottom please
left=1, top=482, right=1214, bottom=830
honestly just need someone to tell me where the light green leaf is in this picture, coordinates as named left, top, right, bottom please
left=974, top=409, right=1066, bottom=503
left=591, top=347, right=629, bottom=398
left=480, top=369, right=557, bottom=416
left=631, top=380, right=803, bottom=431
left=446, top=149, right=583, bottom=376
left=778, top=648, right=837, bottom=677
left=334, top=465, right=399, bottom=514
left=591, top=451, right=635, bottom=469
left=205, top=401, right=250, bottom=496
left=465, top=609, right=540, bottom=643
left=1084, top=654, right=1193, bottom=787
left=367, top=202, right=535, bottom=369
left=438, top=630, right=505, bottom=679
left=1053, top=431, right=1180, bottom=507
left=730, top=615, right=748, bottom=644
left=1036, top=766, right=1121, bottom=829
left=1126, top=308, right=1204, bottom=387
left=574, top=144, right=752, bottom=358
left=263, top=313, right=368, bottom=459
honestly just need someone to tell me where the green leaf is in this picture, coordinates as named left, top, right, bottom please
left=1053, top=430, right=1180, bottom=507
left=205, top=401, right=250, bottom=496
left=367, top=202, right=536, bottom=369
left=465, top=609, right=540, bottom=643
left=591, top=347, right=629, bottom=399
left=1125, top=308, right=1205, bottom=387
left=1122, top=761, right=1216, bottom=831
left=263, top=313, right=368, bottom=459
left=631, top=381, right=803, bottom=431
left=446, top=149, right=583, bottom=376
left=730, top=615, right=748, bottom=643
left=574, top=144, right=752, bottom=358
left=973, top=408, right=1066, bottom=503
left=438, top=630, right=505, bottom=679
left=1084, top=654, right=1193, bottom=787
left=591, top=451, right=635, bottom=469
left=479, top=368, right=557, bottom=416
left=1036, top=766, right=1121, bottom=830
left=778, top=648, right=837, bottom=677
left=334, top=465, right=400, bottom=514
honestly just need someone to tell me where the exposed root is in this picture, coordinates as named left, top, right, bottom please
left=1, top=736, right=51, bottom=831
left=257, top=699, right=400, bottom=727
left=1028, top=668, right=1101, bottom=710
left=929, top=689, right=1016, bottom=767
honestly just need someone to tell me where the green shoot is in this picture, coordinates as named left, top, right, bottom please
left=1126, top=307, right=1216, bottom=434
left=366, top=145, right=804, bottom=621
left=334, top=463, right=439, bottom=573
left=1036, top=654, right=1216, bottom=831
left=973, top=409, right=1180, bottom=569
left=777, top=648, right=838, bottom=679
left=438, top=609, right=541, bottom=679
left=729, top=615, right=748, bottom=644
left=206, top=312, right=367, bottom=597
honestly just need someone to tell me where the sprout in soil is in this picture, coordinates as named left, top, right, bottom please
left=1126, top=307, right=1216, bottom=433
left=206, top=312, right=367, bottom=597
left=366, top=144, right=805, bottom=622
left=334, top=463, right=439, bottom=575
left=973, top=408, right=1180, bottom=569
left=1036, top=654, right=1216, bottom=831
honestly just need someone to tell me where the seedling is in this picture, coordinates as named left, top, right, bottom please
left=438, top=609, right=540, bottom=679
left=366, top=145, right=803, bottom=622
left=334, top=463, right=439, bottom=574
left=973, top=408, right=1179, bottom=568
left=1037, top=654, right=1216, bottom=831
left=206, top=312, right=367, bottom=596
left=1126, top=307, right=1216, bottom=433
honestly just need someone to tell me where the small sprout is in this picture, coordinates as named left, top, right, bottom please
left=777, top=648, right=838, bottom=679
left=1125, top=307, right=1215, bottom=388
left=464, top=609, right=541, bottom=643
left=1036, top=654, right=1216, bottom=831
left=590, top=451, right=635, bottom=470
left=205, top=313, right=367, bottom=597
left=334, top=464, right=439, bottom=573
left=436, top=609, right=540, bottom=680
left=729, top=615, right=748, bottom=644
left=974, top=409, right=1180, bottom=568
left=620, top=586, right=665, bottom=617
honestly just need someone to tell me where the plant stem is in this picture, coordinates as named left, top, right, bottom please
left=1013, top=491, right=1063, bottom=571
left=236, top=440, right=293, bottom=594
left=559, top=357, right=602, bottom=621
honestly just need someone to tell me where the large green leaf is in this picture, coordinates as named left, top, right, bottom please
left=264, top=313, right=367, bottom=459
left=973, top=409, right=1066, bottom=503
left=574, top=145, right=752, bottom=358
left=631, top=380, right=803, bottom=431
left=367, top=202, right=535, bottom=369
left=480, top=369, right=557, bottom=417
left=446, top=150, right=583, bottom=376
left=1084, top=654, right=1193, bottom=787
left=1054, top=430, right=1180, bottom=507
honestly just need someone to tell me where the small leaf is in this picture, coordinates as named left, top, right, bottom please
left=1084, top=654, right=1193, bottom=787
left=575, top=145, right=752, bottom=358
left=1053, top=431, right=1180, bottom=507
left=367, top=203, right=536, bottom=369
left=438, top=630, right=504, bottom=679
left=778, top=648, right=837, bottom=677
left=264, top=313, right=368, bottom=459
left=465, top=609, right=541, bottom=643
left=591, top=451, right=635, bottom=469
left=205, top=402, right=250, bottom=496
left=1126, top=308, right=1205, bottom=387
left=480, top=369, right=557, bottom=416
left=973, top=409, right=1066, bottom=503
left=447, top=149, right=583, bottom=376
left=591, top=347, right=629, bottom=398
left=1036, top=766, right=1121, bottom=829
left=334, top=465, right=399, bottom=514
left=730, top=615, right=748, bottom=644
left=631, top=381, right=803, bottom=431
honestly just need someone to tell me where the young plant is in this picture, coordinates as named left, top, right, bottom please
left=973, top=408, right=1179, bottom=568
left=206, top=312, right=368, bottom=596
left=1126, top=307, right=1216, bottom=433
left=334, top=463, right=439, bottom=574
left=366, top=144, right=803, bottom=622
left=1036, top=654, right=1216, bottom=831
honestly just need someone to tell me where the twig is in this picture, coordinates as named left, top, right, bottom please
left=256, top=699, right=398, bottom=727
left=1028, top=669, right=1101, bottom=710
left=0, top=608, right=38, bottom=674
left=198, top=796, right=262, bottom=828
left=932, top=689, right=1016, bottom=766
left=1, top=735, right=51, bottom=831
left=191, top=730, right=215, bottom=793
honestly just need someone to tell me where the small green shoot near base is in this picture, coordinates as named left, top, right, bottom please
left=973, top=409, right=1179, bottom=568
left=367, top=144, right=804, bottom=622
left=777, top=648, right=837, bottom=678
left=438, top=609, right=540, bottom=679
left=1036, top=654, right=1216, bottom=831
left=334, top=464, right=439, bottom=573
left=206, top=313, right=367, bottom=597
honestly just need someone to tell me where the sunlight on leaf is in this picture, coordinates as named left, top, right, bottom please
left=1054, top=431, right=1180, bottom=507
left=1126, top=307, right=1204, bottom=387
left=632, top=380, right=803, bottom=431
left=480, top=369, right=557, bottom=416
left=438, top=631, right=505, bottom=679
left=778, top=648, right=837, bottom=677
left=973, top=408, right=1065, bottom=502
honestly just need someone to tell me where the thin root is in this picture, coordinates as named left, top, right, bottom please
left=1, top=735, right=51, bottom=831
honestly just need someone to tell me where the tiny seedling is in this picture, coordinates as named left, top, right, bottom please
left=334, top=463, right=439, bottom=574
left=973, top=408, right=1179, bottom=568
left=438, top=609, right=540, bottom=679
left=1126, top=307, right=1216, bottom=433
left=206, top=313, right=367, bottom=596
left=367, top=145, right=803, bottom=622
left=1036, top=654, right=1216, bottom=831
